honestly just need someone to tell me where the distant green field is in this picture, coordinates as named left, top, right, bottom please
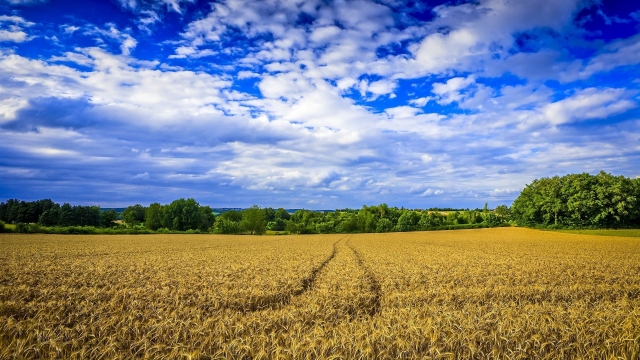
left=554, top=229, right=640, bottom=238
left=4, top=223, right=15, bottom=230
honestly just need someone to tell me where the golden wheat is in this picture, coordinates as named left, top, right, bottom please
left=1, top=228, right=639, bottom=359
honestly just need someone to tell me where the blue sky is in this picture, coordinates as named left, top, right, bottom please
left=0, top=0, right=639, bottom=209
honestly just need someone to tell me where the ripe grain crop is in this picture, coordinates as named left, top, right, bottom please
left=1, top=228, right=639, bottom=359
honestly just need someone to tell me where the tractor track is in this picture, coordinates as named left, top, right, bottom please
left=292, top=235, right=344, bottom=296
left=226, top=235, right=346, bottom=312
left=346, top=237, right=382, bottom=317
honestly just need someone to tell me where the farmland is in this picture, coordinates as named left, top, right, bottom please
left=1, top=228, right=639, bottom=359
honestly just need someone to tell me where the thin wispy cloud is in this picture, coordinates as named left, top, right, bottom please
left=0, top=0, right=638, bottom=208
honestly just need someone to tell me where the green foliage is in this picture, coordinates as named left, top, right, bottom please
left=144, top=203, right=163, bottom=231
left=241, top=205, right=267, bottom=235
left=213, top=218, right=243, bottom=234
left=219, top=210, right=243, bottom=222
left=100, top=210, right=118, bottom=228
left=1, top=197, right=515, bottom=235
left=267, top=218, right=287, bottom=231
left=396, top=211, right=421, bottom=232
left=274, top=208, right=291, bottom=221
left=495, top=205, right=510, bottom=221
left=122, top=204, right=146, bottom=226
left=162, top=198, right=212, bottom=231
left=264, top=207, right=276, bottom=222
left=199, top=206, right=215, bottom=232
left=512, top=171, right=639, bottom=228
left=376, top=218, right=394, bottom=233
left=58, top=203, right=74, bottom=227
left=38, top=206, right=60, bottom=226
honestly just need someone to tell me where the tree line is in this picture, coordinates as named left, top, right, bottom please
left=0, top=199, right=117, bottom=228
left=0, top=198, right=509, bottom=234
left=511, top=171, right=640, bottom=228
left=2, top=171, right=637, bottom=234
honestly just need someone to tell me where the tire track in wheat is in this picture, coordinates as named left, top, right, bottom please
left=228, top=235, right=346, bottom=312
left=346, top=236, right=382, bottom=316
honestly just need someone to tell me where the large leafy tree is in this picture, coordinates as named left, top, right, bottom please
left=512, top=171, right=640, bottom=228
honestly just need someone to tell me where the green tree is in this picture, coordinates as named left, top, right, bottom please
left=267, top=218, right=287, bottom=231
left=264, top=207, right=276, bottom=222
left=376, top=218, right=394, bottom=232
left=494, top=205, right=510, bottom=221
left=512, top=171, right=640, bottom=228
left=241, top=205, right=266, bottom=235
left=220, top=210, right=243, bottom=222
left=100, top=210, right=118, bottom=228
left=58, top=203, right=73, bottom=227
left=396, top=211, right=421, bottom=231
left=123, top=204, right=146, bottom=226
left=145, top=203, right=163, bottom=230
left=274, top=208, right=291, bottom=221
left=198, top=206, right=215, bottom=231
left=214, top=217, right=242, bottom=234
left=38, top=204, right=60, bottom=226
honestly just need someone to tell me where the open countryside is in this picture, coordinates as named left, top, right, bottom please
left=1, top=227, right=639, bottom=359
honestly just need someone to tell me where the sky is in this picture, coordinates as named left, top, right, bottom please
left=0, top=0, right=639, bottom=209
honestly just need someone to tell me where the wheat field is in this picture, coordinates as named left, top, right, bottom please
left=1, top=228, right=639, bottom=359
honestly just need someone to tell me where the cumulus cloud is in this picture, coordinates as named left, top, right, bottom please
left=406, top=0, right=580, bottom=77
left=1, top=0, right=639, bottom=207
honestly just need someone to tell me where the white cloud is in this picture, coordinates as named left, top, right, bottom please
left=237, top=70, right=260, bottom=79
left=132, top=172, right=150, bottom=180
left=578, top=35, right=640, bottom=80
left=421, top=154, right=433, bottom=163
left=402, top=0, right=580, bottom=77
left=0, top=15, right=34, bottom=43
left=543, top=88, right=636, bottom=125
left=0, top=97, right=29, bottom=122
left=169, top=46, right=216, bottom=59
left=309, top=26, right=341, bottom=44
left=62, top=25, right=79, bottom=34
left=360, top=78, right=397, bottom=99
left=409, top=97, right=432, bottom=107
left=432, top=76, right=475, bottom=105
left=0, top=15, right=35, bottom=25
left=0, top=29, right=28, bottom=42
left=116, top=0, right=193, bottom=13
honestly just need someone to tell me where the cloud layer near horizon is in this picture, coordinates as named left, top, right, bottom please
left=0, top=0, right=639, bottom=208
